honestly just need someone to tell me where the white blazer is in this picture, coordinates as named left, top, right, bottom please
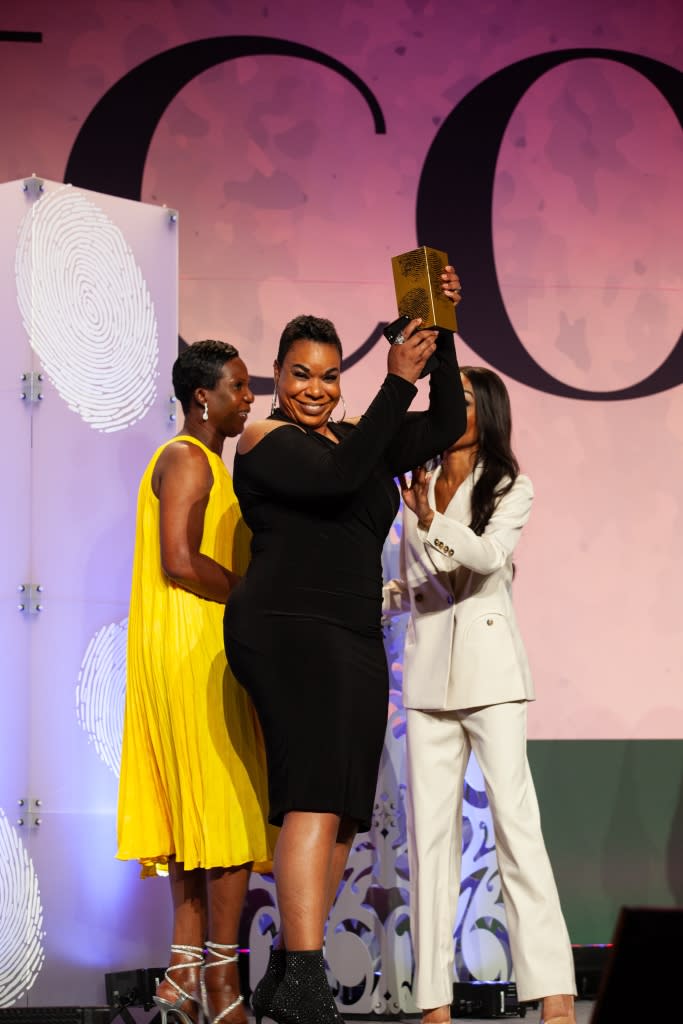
left=383, top=468, right=535, bottom=711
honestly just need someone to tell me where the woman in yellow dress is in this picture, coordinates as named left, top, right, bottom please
left=117, top=340, right=272, bottom=1024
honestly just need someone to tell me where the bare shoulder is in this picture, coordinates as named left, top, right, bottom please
left=153, top=438, right=213, bottom=497
left=237, top=419, right=304, bottom=455
left=158, top=438, right=211, bottom=472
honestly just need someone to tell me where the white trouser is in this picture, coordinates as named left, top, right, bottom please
left=406, top=701, right=576, bottom=1008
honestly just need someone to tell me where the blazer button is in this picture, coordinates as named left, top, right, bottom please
left=486, top=618, right=494, bottom=625
left=415, top=594, right=424, bottom=603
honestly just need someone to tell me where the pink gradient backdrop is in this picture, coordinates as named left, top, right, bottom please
left=1, top=0, right=681, bottom=739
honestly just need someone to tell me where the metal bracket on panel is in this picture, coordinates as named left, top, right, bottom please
left=17, top=583, right=44, bottom=614
left=16, top=796, right=43, bottom=828
left=163, top=204, right=178, bottom=224
left=20, top=371, right=44, bottom=403
left=22, top=173, right=45, bottom=198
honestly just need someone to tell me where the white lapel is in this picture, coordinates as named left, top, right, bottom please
left=430, top=463, right=478, bottom=525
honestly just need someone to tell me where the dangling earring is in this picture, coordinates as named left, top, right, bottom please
left=332, top=395, right=347, bottom=423
left=202, top=401, right=209, bottom=422
left=270, top=386, right=279, bottom=416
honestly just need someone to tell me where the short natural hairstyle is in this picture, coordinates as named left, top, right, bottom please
left=172, top=339, right=239, bottom=413
left=276, top=315, right=343, bottom=365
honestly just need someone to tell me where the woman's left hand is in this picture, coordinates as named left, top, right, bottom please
left=387, top=318, right=439, bottom=384
left=440, top=265, right=462, bottom=307
left=399, top=466, right=435, bottom=529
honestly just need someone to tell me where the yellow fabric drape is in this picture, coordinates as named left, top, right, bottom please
left=117, top=436, right=274, bottom=875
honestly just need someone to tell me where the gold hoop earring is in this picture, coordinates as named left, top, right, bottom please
left=332, top=395, right=347, bottom=423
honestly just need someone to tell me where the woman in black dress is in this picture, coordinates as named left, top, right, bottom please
left=224, top=272, right=466, bottom=1023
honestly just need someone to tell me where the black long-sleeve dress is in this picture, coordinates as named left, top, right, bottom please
left=224, top=335, right=466, bottom=830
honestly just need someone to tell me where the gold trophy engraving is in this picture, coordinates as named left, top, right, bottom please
left=391, top=245, right=457, bottom=332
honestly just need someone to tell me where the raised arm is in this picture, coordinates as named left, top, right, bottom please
left=385, top=330, right=467, bottom=474
left=385, top=266, right=467, bottom=471
left=236, top=373, right=419, bottom=501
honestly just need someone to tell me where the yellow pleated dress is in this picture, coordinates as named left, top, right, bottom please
left=117, top=435, right=273, bottom=875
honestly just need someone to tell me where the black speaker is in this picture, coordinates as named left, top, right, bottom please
left=104, top=966, right=166, bottom=1008
left=572, top=944, right=611, bottom=999
left=452, top=980, right=527, bottom=1017
left=591, top=906, right=683, bottom=1021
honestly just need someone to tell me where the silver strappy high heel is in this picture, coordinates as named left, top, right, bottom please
left=153, top=943, right=204, bottom=1024
left=201, top=940, right=244, bottom=1024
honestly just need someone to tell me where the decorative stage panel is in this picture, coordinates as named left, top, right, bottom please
left=0, top=177, right=177, bottom=1006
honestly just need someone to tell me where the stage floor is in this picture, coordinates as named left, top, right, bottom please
left=244, top=1003, right=596, bottom=1023
left=122, top=1002, right=597, bottom=1023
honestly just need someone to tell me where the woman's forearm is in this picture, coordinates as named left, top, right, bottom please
left=163, top=553, right=239, bottom=603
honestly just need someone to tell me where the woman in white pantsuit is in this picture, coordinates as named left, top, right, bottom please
left=383, top=367, right=576, bottom=1024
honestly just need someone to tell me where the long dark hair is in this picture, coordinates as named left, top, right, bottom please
left=461, top=366, right=519, bottom=535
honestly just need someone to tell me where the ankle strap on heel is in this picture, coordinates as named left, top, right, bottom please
left=201, top=942, right=243, bottom=1022
left=158, top=945, right=204, bottom=1007
left=205, top=940, right=240, bottom=963
left=170, top=943, right=204, bottom=960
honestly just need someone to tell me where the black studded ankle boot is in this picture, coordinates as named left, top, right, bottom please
left=251, top=945, right=286, bottom=1024
left=269, top=949, right=342, bottom=1023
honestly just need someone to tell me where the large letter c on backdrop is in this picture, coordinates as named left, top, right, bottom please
left=64, top=36, right=385, bottom=200
left=417, top=49, right=683, bottom=400
left=64, top=36, right=387, bottom=392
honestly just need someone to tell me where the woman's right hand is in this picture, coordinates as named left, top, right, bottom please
left=399, top=465, right=435, bottom=529
left=387, top=318, right=438, bottom=384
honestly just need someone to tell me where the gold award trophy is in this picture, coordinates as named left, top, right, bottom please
left=391, top=245, right=457, bottom=332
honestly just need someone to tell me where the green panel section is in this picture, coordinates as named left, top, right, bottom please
left=528, top=740, right=683, bottom=944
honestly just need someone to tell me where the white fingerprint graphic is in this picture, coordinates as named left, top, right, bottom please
left=0, top=809, right=45, bottom=1006
left=76, top=618, right=128, bottom=776
left=15, top=186, right=159, bottom=432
